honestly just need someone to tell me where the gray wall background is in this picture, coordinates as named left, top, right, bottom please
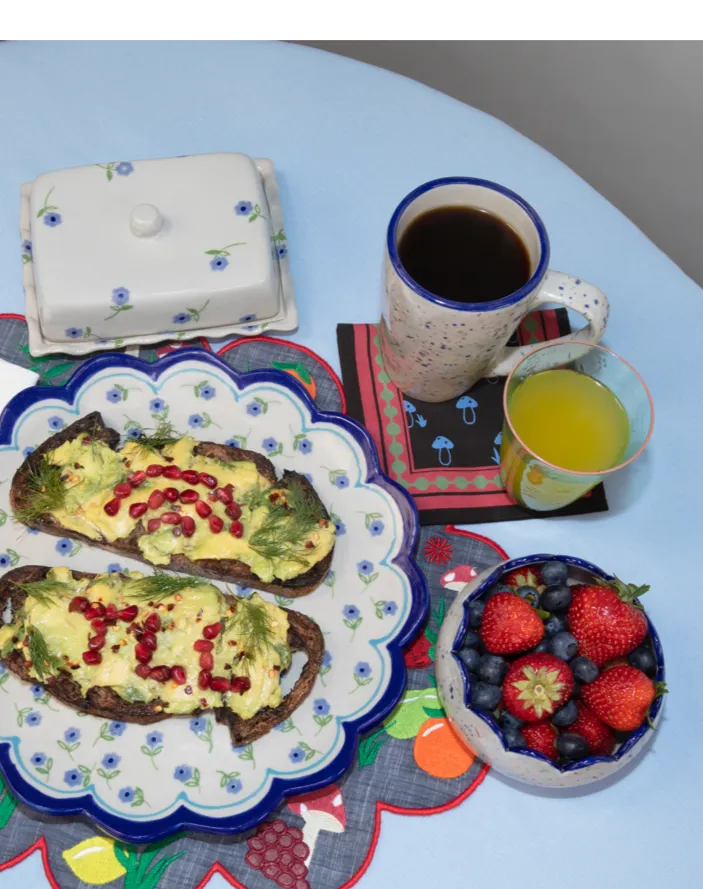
left=296, top=41, right=703, bottom=287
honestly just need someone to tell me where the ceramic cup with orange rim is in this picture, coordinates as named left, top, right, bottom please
left=500, top=341, right=654, bottom=512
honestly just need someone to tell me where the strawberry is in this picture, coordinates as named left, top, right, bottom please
left=567, top=577, right=649, bottom=667
left=479, top=593, right=544, bottom=655
left=503, top=565, right=543, bottom=591
left=503, top=653, right=574, bottom=721
left=570, top=702, right=616, bottom=755
left=580, top=664, right=666, bottom=731
left=521, top=721, right=558, bottom=760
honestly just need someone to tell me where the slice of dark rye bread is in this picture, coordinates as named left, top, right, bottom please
left=0, top=566, right=324, bottom=745
left=10, top=412, right=334, bottom=597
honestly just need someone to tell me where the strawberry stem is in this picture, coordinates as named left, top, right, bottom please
left=608, top=576, right=650, bottom=603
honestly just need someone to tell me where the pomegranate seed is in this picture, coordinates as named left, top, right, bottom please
left=85, top=603, right=106, bottom=620
left=161, top=511, right=181, bottom=525
left=193, top=639, right=214, bottom=653
left=149, top=665, right=172, bottom=683
left=135, top=663, right=151, bottom=679
left=148, top=490, right=165, bottom=510
left=146, top=464, right=165, bottom=477
left=231, top=676, right=252, bottom=694
left=163, top=465, right=182, bottom=479
left=82, top=650, right=102, bottom=665
left=144, top=612, right=161, bottom=633
left=129, top=502, right=148, bottom=519
left=135, top=642, right=153, bottom=663
left=105, top=604, right=119, bottom=619
left=199, top=652, right=214, bottom=671
left=163, top=487, right=179, bottom=502
left=210, top=676, right=230, bottom=692
left=195, top=500, right=212, bottom=518
left=207, top=492, right=218, bottom=502
left=198, top=670, right=212, bottom=689
left=104, top=498, right=121, bottom=516
left=226, top=501, right=242, bottom=520
left=209, top=515, right=224, bottom=534
left=182, top=469, right=199, bottom=484
left=171, top=665, right=187, bottom=685
left=230, top=520, right=244, bottom=538
left=127, top=470, right=147, bottom=486
left=88, top=634, right=105, bottom=651
left=182, top=515, right=196, bottom=538
left=147, top=517, right=162, bottom=533
left=215, top=487, right=232, bottom=505
left=202, top=622, right=222, bottom=640
left=90, top=618, right=107, bottom=634
left=114, top=482, right=132, bottom=499
left=179, top=489, right=199, bottom=504
left=225, top=483, right=235, bottom=496
left=119, top=605, right=139, bottom=622
left=68, top=596, right=89, bottom=613
left=141, top=630, right=158, bottom=651
left=199, top=472, right=218, bottom=489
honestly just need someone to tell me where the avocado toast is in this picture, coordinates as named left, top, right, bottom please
left=10, top=413, right=335, bottom=597
left=0, top=566, right=324, bottom=744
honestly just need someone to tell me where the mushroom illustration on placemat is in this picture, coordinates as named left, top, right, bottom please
left=440, top=564, right=478, bottom=592
left=288, top=784, right=347, bottom=866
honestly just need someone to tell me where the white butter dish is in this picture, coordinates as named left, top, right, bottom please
left=20, top=153, right=297, bottom=356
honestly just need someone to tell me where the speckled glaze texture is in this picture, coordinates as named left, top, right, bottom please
left=435, top=555, right=665, bottom=789
left=381, top=178, right=610, bottom=403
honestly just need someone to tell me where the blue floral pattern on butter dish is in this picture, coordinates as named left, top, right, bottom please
left=239, top=314, right=257, bottom=323
left=65, top=328, right=83, bottom=339
left=21, top=239, right=32, bottom=264
left=98, top=161, right=134, bottom=180
left=172, top=300, right=210, bottom=326
left=105, top=287, right=133, bottom=322
left=116, top=162, right=133, bottom=176
left=205, top=244, right=244, bottom=271
left=37, top=187, right=62, bottom=227
left=235, top=201, right=253, bottom=216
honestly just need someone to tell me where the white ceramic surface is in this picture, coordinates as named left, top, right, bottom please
left=21, top=156, right=298, bottom=356
left=435, top=556, right=664, bottom=788
left=0, top=354, right=424, bottom=837
left=381, top=178, right=610, bottom=402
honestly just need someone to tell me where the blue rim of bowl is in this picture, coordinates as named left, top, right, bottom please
left=450, top=554, right=665, bottom=772
left=386, top=177, right=551, bottom=313
left=0, top=348, right=429, bottom=842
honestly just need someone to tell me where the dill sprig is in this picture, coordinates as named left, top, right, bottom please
left=248, top=477, right=324, bottom=565
left=243, top=484, right=276, bottom=512
left=14, top=456, right=67, bottom=526
left=14, top=579, right=74, bottom=607
left=235, top=596, right=276, bottom=671
left=125, top=573, right=214, bottom=603
left=28, top=626, right=62, bottom=680
left=130, top=420, right=182, bottom=456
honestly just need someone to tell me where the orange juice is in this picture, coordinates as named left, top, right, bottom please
left=506, top=368, right=630, bottom=473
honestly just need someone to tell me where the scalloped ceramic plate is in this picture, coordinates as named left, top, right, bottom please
left=0, top=350, right=427, bottom=841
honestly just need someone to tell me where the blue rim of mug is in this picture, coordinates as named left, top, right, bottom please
left=386, top=177, right=551, bottom=313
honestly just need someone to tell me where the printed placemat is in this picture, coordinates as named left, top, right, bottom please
left=337, top=310, right=608, bottom=525
left=0, top=316, right=497, bottom=889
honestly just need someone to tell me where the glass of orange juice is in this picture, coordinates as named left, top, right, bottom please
left=500, top=341, right=654, bottom=511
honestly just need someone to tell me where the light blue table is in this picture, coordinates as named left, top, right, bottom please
left=0, top=39, right=699, bottom=889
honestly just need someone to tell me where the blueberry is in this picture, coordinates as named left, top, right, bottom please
left=548, top=631, right=578, bottom=661
left=571, top=681, right=583, bottom=699
left=628, top=646, right=657, bottom=678
left=470, top=681, right=502, bottom=711
left=551, top=700, right=578, bottom=727
left=468, top=599, right=485, bottom=628
left=540, top=584, right=572, bottom=612
left=571, top=656, right=599, bottom=684
left=544, top=614, right=569, bottom=637
left=501, top=710, right=524, bottom=730
left=478, top=654, right=508, bottom=685
left=503, top=726, right=527, bottom=748
left=463, top=629, right=482, bottom=649
left=534, top=639, right=550, bottom=653
left=541, top=560, right=569, bottom=586
left=516, top=585, right=540, bottom=607
left=486, top=583, right=513, bottom=599
left=556, top=732, right=590, bottom=760
left=458, top=648, right=481, bottom=673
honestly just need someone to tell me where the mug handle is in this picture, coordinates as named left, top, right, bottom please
left=489, top=270, right=610, bottom=377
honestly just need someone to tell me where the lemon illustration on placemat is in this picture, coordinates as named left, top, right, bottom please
left=62, top=836, right=126, bottom=884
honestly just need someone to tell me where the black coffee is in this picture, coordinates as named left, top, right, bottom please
left=397, top=205, right=531, bottom=303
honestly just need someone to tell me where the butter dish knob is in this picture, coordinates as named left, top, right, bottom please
left=130, top=203, right=163, bottom=237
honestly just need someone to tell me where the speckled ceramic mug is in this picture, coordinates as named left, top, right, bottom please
left=380, top=178, right=610, bottom=403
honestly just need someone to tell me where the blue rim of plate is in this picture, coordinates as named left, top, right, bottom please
left=450, top=554, right=665, bottom=773
left=0, top=348, right=429, bottom=842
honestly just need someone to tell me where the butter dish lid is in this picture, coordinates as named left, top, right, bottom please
left=21, top=153, right=297, bottom=356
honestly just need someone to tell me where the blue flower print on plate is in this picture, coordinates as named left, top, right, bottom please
left=125, top=427, right=142, bottom=440
left=0, top=554, right=12, bottom=569
left=247, top=402, right=263, bottom=417
left=383, top=602, right=398, bottom=616
left=343, top=605, right=360, bottom=621
left=235, top=201, right=253, bottom=216
left=26, top=712, right=42, bottom=727
left=189, top=414, right=204, bottom=428
left=225, top=437, right=242, bottom=448
left=355, top=662, right=372, bottom=679
left=106, top=388, right=122, bottom=403
left=64, top=768, right=82, bottom=787
left=369, top=519, right=384, bottom=536
left=64, top=727, right=81, bottom=743
left=65, top=328, right=83, bottom=339
left=44, top=212, right=62, bottom=227
left=149, top=398, right=165, bottom=413
left=313, top=699, right=330, bottom=716
left=225, top=777, right=243, bottom=794
left=173, top=312, right=192, bottom=325
left=115, top=162, right=134, bottom=176
left=174, top=765, right=193, bottom=783
left=108, top=721, right=126, bottom=737
left=210, top=256, right=229, bottom=271
left=55, top=539, right=73, bottom=556
left=48, top=416, right=64, bottom=431
left=102, top=753, right=120, bottom=769
left=289, top=746, right=305, bottom=764
left=118, top=787, right=135, bottom=803
left=107, top=563, right=123, bottom=574
left=358, top=560, right=374, bottom=576
left=145, top=731, right=163, bottom=749
left=189, top=717, right=208, bottom=735
left=22, top=446, right=35, bottom=458
left=262, top=437, right=281, bottom=456
left=31, top=753, right=47, bottom=767
left=31, top=685, right=43, bottom=699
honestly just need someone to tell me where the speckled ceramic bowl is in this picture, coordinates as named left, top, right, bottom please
left=435, top=554, right=665, bottom=788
